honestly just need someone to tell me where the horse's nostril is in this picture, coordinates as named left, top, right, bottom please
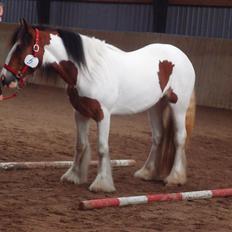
left=0, top=75, right=5, bottom=81
left=1, top=75, right=6, bottom=86
left=0, top=76, right=3, bottom=95
left=0, top=75, right=4, bottom=87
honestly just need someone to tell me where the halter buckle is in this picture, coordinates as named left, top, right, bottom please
left=17, top=71, right=22, bottom=78
left=33, top=44, right=40, bottom=53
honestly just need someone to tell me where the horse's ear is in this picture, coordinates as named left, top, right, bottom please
left=19, top=18, right=30, bottom=32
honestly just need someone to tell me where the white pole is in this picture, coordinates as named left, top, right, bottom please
left=0, top=159, right=136, bottom=171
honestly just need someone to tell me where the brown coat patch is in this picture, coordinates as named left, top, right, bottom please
left=166, top=88, right=178, bottom=103
left=157, top=60, right=175, bottom=92
left=67, top=86, right=104, bottom=122
left=157, top=60, right=178, bottom=104
left=52, top=60, right=104, bottom=121
left=51, top=60, right=77, bottom=86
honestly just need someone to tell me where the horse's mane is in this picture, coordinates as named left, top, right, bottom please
left=10, top=25, right=86, bottom=67
left=56, top=28, right=86, bottom=66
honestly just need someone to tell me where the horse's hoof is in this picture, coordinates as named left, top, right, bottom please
left=89, top=184, right=116, bottom=193
left=164, top=172, right=186, bottom=186
left=89, top=176, right=116, bottom=193
left=60, top=168, right=82, bottom=185
left=134, top=168, right=157, bottom=181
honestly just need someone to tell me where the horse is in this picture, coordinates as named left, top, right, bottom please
left=0, top=19, right=195, bottom=192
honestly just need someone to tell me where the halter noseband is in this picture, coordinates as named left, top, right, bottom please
left=3, top=28, right=40, bottom=89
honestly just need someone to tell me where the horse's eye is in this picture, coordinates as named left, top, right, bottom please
left=15, top=45, right=23, bottom=53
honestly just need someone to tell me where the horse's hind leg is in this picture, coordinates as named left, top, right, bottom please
left=89, top=108, right=115, bottom=192
left=134, top=101, right=164, bottom=181
left=164, top=106, right=187, bottom=185
left=61, top=111, right=91, bottom=184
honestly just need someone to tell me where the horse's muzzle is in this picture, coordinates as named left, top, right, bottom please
left=1, top=74, right=15, bottom=86
left=0, top=75, right=18, bottom=101
left=0, top=74, right=15, bottom=100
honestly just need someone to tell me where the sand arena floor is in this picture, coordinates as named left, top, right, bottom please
left=0, top=84, right=232, bottom=232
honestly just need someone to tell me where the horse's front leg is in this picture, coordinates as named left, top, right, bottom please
left=89, top=109, right=116, bottom=192
left=61, top=111, right=91, bottom=184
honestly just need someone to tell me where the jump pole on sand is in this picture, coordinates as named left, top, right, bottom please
left=80, top=188, right=232, bottom=210
left=0, top=159, right=136, bottom=171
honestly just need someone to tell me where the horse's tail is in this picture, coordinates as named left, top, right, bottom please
left=185, top=90, right=196, bottom=144
left=157, top=89, right=196, bottom=178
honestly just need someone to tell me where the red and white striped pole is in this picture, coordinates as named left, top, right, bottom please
left=80, top=188, right=232, bottom=210
left=0, top=159, right=136, bottom=171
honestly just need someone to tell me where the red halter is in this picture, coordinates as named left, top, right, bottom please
left=2, top=28, right=40, bottom=100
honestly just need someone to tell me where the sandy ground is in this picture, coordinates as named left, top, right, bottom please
left=0, top=84, right=231, bottom=232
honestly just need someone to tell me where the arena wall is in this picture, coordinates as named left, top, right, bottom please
left=0, top=23, right=231, bottom=110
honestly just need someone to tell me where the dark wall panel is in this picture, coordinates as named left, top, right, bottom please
left=1, top=0, right=232, bottom=38
left=1, top=0, right=38, bottom=24
left=166, top=5, right=232, bottom=39
left=50, top=2, right=153, bottom=32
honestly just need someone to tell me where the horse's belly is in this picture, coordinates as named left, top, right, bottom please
left=111, top=66, right=162, bottom=115
left=111, top=94, right=158, bottom=115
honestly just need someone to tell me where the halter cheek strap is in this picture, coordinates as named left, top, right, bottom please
left=3, top=28, right=40, bottom=89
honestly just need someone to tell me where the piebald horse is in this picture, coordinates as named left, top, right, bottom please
left=0, top=20, right=195, bottom=192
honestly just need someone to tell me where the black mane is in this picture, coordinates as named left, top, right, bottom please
left=10, top=25, right=86, bottom=66
left=57, top=28, right=86, bottom=66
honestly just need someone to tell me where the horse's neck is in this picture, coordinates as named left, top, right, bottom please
left=42, top=33, right=77, bottom=86
left=41, top=32, right=112, bottom=86
left=42, top=34, right=69, bottom=65
left=42, top=33, right=108, bottom=71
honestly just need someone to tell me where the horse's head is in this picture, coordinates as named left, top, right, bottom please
left=0, top=19, right=41, bottom=99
